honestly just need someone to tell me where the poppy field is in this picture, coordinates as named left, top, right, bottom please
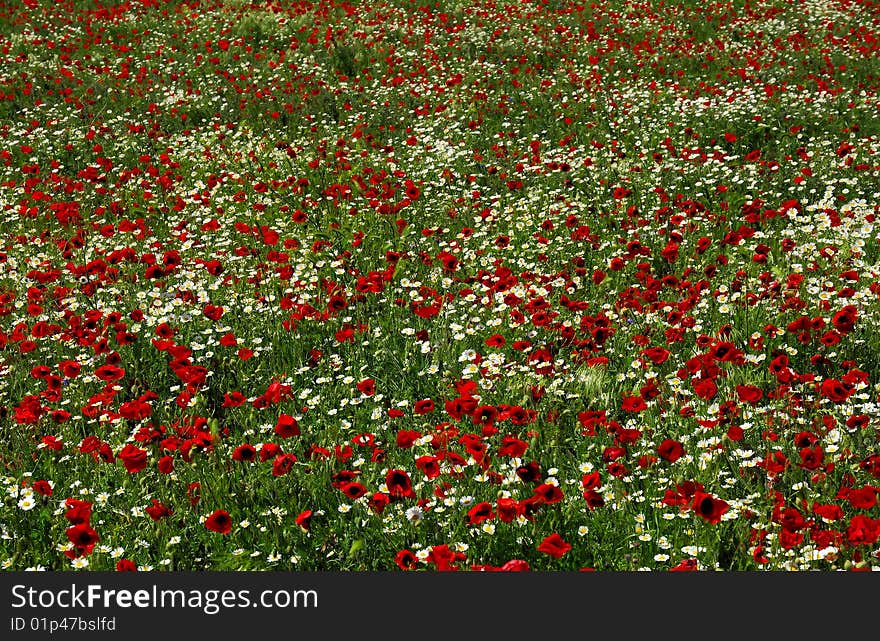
left=1, top=0, right=879, bottom=572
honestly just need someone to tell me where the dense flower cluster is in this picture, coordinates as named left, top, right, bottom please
left=1, top=0, right=879, bottom=571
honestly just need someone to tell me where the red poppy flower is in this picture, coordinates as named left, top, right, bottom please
left=736, top=385, right=763, bottom=404
left=203, top=304, right=224, bottom=320
left=799, top=446, right=824, bottom=470
left=115, top=559, right=138, bottom=572
left=602, top=446, right=627, bottom=462
left=223, top=391, right=247, bottom=408
left=820, top=330, right=841, bottom=346
left=203, top=259, right=224, bottom=276
left=118, top=444, right=148, bottom=474
left=495, top=498, right=522, bottom=523
left=812, top=503, right=844, bottom=522
left=832, top=305, right=857, bottom=333
left=396, top=430, right=422, bottom=448
left=232, top=444, right=257, bottom=462
left=66, top=523, right=100, bottom=553
left=445, top=397, right=474, bottom=420
left=205, top=510, right=232, bottom=534
left=621, top=395, right=647, bottom=412
left=846, top=415, right=869, bottom=431
left=845, top=515, right=880, bottom=546
left=508, top=406, right=536, bottom=426
left=820, top=379, right=851, bottom=403
left=583, top=490, right=605, bottom=510
left=465, top=501, right=495, bottom=525
left=274, top=414, right=300, bottom=438
left=640, top=347, right=670, bottom=364
left=484, top=333, right=506, bottom=347
left=368, top=492, right=391, bottom=514
left=145, top=499, right=174, bottom=521
left=395, top=549, right=418, bottom=570
left=339, top=482, right=367, bottom=500
left=426, top=544, right=465, bottom=571
left=669, top=558, right=699, bottom=572
left=51, top=410, right=71, bottom=424
left=692, top=378, right=718, bottom=400
left=119, top=399, right=151, bottom=421
left=437, top=250, right=459, bottom=272
left=692, top=492, right=729, bottom=524
left=413, top=399, right=435, bottom=415
left=581, top=471, right=602, bottom=491
left=295, top=510, right=313, bottom=531
left=845, top=486, right=877, bottom=510
left=533, top=483, right=564, bottom=504
left=157, top=456, right=174, bottom=474
left=356, top=379, right=375, bottom=396
left=219, top=332, right=237, bottom=347
left=187, top=482, right=201, bottom=507
left=272, top=453, right=297, bottom=477
left=385, top=469, right=415, bottom=499
left=709, top=341, right=740, bottom=362
left=472, top=405, right=497, bottom=426
left=537, top=533, right=571, bottom=558
left=515, top=460, right=541, bottom=483
left=861, top=454, right=880, bottom=479
left=607, top=461, right=629, bottom=477
left=498, top=436, right=528, bottom=458
left=657, top=439, right=685, bottom=463
left=95, top=364, right=125, bottom=381
left=31, top=480, right=52, bottom=496
left=64, top=499, right=92, bottom=525
left=59, top=360, right=81, bottom=378
left=352, top=433, right=375, bottom=448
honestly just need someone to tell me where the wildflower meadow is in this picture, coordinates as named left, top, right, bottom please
left=1, top=0, right=879, bottom=572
